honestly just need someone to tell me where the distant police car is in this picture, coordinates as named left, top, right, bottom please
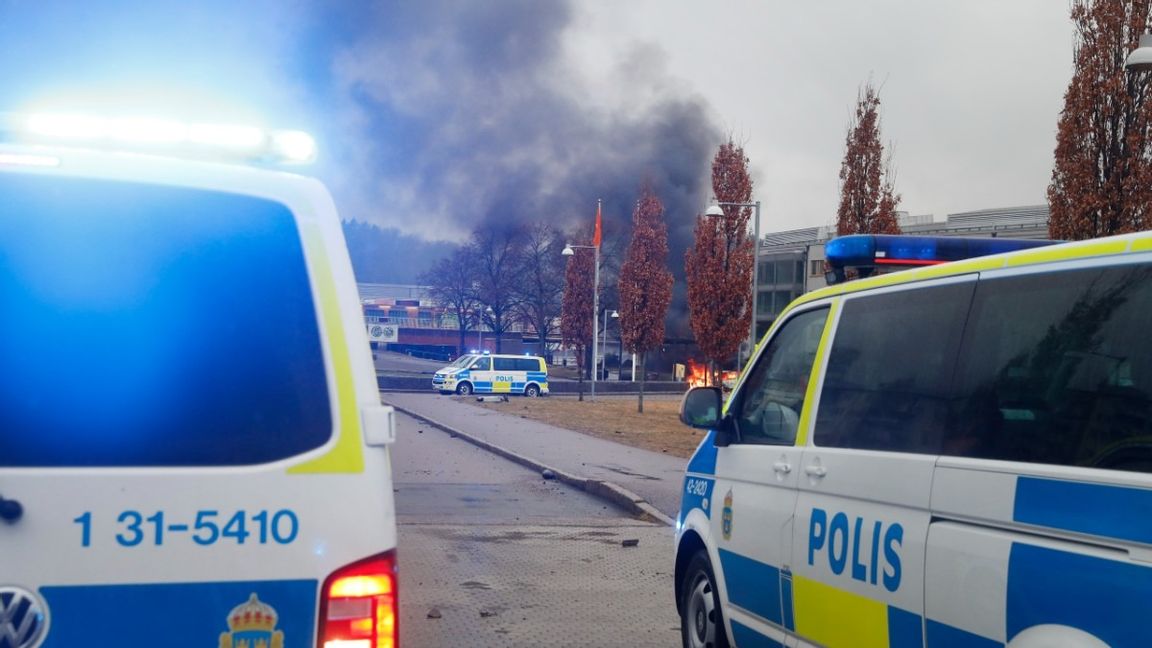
left=677, top=232, right=1152, bottom=648
left=0, top=114, right=398, bottom=648
left=433, top=353, right=549, bottom=397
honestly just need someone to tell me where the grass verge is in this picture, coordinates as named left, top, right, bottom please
left=467, top=394, right=703, bottom=459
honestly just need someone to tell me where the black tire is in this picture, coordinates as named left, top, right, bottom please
left=524, top=383, right=541, bottom=398
left=456, top=382, right=473, bottom=396
left=680, top=550, right=729, bottom=648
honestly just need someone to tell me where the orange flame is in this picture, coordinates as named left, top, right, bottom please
left=685, top=359, right=738, bottom=390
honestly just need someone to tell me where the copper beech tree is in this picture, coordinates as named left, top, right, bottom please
left=686, top=140, right=756, bottom=385
left=836, top=82, right=901, bottom=236
left=560, top=228, right=595, bottom=401
left=618, top=183, right=673, bottom=413
left=1049, top=0, right=1152, bottom=240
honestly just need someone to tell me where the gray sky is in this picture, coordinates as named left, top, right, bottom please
left=0, top=1, right=1078, bottom=241
left=569, top=1, right=1075, bottom=232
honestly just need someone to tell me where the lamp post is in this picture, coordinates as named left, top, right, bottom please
left=705, top=199, right=762, bottom=364
left=1126, top=33, right=1152, bottom=71
left=602, top=309, right=619, bottom=379
left=562, top=241, right=600, bottom=401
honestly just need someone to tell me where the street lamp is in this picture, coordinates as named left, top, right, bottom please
left=1126, top=34, right=1152, bottom=71
left=705, top=199, right=762, bottom=364
left=562, top=241, right=600, bottom=400
left=602, top=309, right=619, bottom=379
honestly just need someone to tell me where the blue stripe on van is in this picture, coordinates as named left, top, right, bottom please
left=1007, top=542, right=1152, bottom=647
left=717, top=549, right=783, bottom=626
left=729, top=621, right=784, bottom=648
left=925, top=619, right=1002, bottom=648
left=1013, top=477, right=1152, bottom=545
left=40, top=579, right=317, bottom=648
left=887, top=606, right=924, bottom=648
left=686, top=430, right=718, bottom=475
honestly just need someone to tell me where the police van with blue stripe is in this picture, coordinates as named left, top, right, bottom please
left=0, top=113, right=399, bottom=648
left=677, top=233, right=1152, bottom=648
left=433, top=352, right=549, bottom=397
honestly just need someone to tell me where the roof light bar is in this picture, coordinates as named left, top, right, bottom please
left=825, top=234, right=1060, bottom=284
left=3, top=112, right=315, bottom=164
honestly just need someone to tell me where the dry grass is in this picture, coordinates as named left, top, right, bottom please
left=466, top=394, right=703, bottom=458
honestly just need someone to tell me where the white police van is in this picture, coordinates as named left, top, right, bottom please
left=677, top=233, right=1152, bottom=648
left=0, top=114, right=399, bottom=648
left=433, top=353, right=549, bottom=397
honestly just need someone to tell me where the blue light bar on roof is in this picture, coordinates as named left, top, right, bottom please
left=825, top=235, right=1060, bottom=284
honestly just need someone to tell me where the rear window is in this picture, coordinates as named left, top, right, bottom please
left=0, top=173, right=331, bottom=467
left=946, top=264, right=1152, bottom=472
left=516, top=357, right=542, bottom=372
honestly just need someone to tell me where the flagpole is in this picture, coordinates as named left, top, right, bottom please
left=591, top=198, right=600, bottom=402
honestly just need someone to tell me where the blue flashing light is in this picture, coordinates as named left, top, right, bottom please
left=824, top=235, right=876, bottom=265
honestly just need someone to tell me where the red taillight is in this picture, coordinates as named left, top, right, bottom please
left=319, top=552, right=398, bottom=648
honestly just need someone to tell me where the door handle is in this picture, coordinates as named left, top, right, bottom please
left=804, top=464, right=827, bottom=478
left=772, top=461, right=792, bottom=474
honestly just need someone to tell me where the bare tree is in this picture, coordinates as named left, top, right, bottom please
left=1049, top=0, right=1152, bottom=239
left=512, top=220, right=566, bottom=361
left=469, top=222, right=525, bottom=353
left=419, top=246, right=479, bottom=358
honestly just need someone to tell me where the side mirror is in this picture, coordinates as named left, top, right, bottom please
left=680, top=387, right=722, bottom=429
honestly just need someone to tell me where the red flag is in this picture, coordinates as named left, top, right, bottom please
left=592, top=200, right=602, bottom=247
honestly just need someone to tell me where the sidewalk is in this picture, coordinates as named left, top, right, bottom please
left=382, top=393, right=690, bottom=525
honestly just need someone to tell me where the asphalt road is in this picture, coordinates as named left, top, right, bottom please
left=392, top=411, right=681, bottom=647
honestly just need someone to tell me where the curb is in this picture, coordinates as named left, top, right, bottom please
left=388, top=402, right=676, bottom=527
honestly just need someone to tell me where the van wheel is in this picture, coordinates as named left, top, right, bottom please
left=524, top=384, right=541, bottom=398
left=456, top=382, right=473, bottom=396
left=680, top=550, right=729, bottom=648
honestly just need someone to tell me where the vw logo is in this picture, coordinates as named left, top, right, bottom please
left=0, top=587, right=46, bottom=648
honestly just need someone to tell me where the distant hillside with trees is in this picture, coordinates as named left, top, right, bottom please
left=342, top=220, right=454, bottom=284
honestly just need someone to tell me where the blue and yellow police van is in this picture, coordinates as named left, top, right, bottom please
left=0, top=113, right=399, bottom=648
left=677, top=232, right=1152, bottom=648
left=433, top=352, right=549, bottom=397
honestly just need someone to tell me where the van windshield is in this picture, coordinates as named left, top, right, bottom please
left=0, top=173, right=331, bottom=467
left=450, top=355, right=476, bottom=368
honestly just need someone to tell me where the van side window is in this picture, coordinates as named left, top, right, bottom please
left=731, top=307, right=829, bottom=445
left=515, top=358, right=540, bottom=372
left=945, top=265, right=1152, bottom=472
left=472, top=357, right=491, bottom=371
left=493, top=357, right=515, bottom=371
left=815, top=282, right=973, bottom=453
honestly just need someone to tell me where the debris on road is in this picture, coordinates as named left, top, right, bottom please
left=621, top=538, right=640, bottom=548
left=427, top=608, right=442, bottom=619
left=477, top=395, right=509, bottom=403
left=480, top=608, right=498, bottom=618
left=541, top=469, right=556, bottom=480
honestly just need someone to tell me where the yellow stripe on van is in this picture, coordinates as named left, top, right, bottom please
left=792, top=575, right=889, bottom=648
left=1005, top=238, right=1128, bottom=266
left=1129, top=236, right=1152, bottom=252
left=795, top=300, right=839, bottom=447
left=288, top=223, right=365, bottom=475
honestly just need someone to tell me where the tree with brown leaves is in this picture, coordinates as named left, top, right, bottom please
left=1049, top=0, right=1152, bottom=240
left=686, top=140, right=756, bottom=384
left=560, top=230, right=595, bottom=401
left=618, top=183, right=673, bottom=413
left=836, top=82, right=901, bottom=236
